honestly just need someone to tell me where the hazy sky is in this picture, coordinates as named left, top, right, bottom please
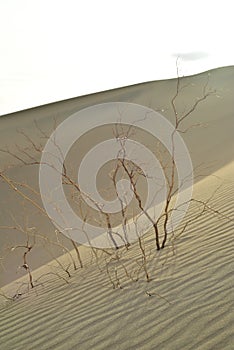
left=0, top=0, right=233, bottom=115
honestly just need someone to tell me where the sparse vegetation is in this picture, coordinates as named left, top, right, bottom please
left=0, top=70, right=232, bottom=303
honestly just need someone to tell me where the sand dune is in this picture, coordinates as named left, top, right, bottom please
left=0, top=66, right=233, bottom=286
left=0, top=66, right=233, bottom=349
left=0, top=161, right=233, bottom=350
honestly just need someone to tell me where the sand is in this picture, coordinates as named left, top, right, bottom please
left=1, top=66, right=234, bottom=286
left=0, top=162, right=233, bottom=349
left=0, top=66, right=233, bottom=349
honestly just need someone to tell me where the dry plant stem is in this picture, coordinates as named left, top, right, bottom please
left=114, top=268, right=122, bottom=289
left=0, top=289, right=13, bottom=301
left=0, top=173, right=80, bottom=273
left=119, top=158, right=161, bottom=250
left=105, top=260, right=116, bottom=289
left=145, top=290, right=172, bottom=305
left=1, top=129, right=119, bottom=250
left=112, top=127, right=161, bottom=250
left=13, top=241, right=34, bottom=288
left=70, top=240, right=83, bottom=268
left=42, top=244, right=72, bottom=278
left=138, top=237, right=150, bottom=282
left=133, top=219, right=151, bottom=282
left=0, top=173, right=46, bottom=215
left=160, top=68, right=215, bottom=249
left=0, top=222, right=79, bottom=282
left=35, top=271, right=70, bottom=285
left=111, top=160, right=129, bottom=249
left=62, top=172, right=119, bottom=249
left=105, top=213, right=118, bottom=250
left=10, top=222, right=77, bottom=272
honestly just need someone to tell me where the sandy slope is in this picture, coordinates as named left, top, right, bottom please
left=0, top=161, right=233, bottom=350
left=0, top=66, right=233, bottom=349
left=0, top=66, right=234, bottom=286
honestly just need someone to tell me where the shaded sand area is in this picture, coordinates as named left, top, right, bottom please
left=0, top=66, right=234, bottom=286
left=0, top=161, right=233, bottom=349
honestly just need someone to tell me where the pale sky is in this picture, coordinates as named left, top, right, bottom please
left=0, top=0, right=233, bottom=116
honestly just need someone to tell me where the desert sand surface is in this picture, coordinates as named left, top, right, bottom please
left=0, top=161, right=233, bottom=350
left=0, top=66, right=233, bottom=349
left=0, top=66, right=233, bottom=286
